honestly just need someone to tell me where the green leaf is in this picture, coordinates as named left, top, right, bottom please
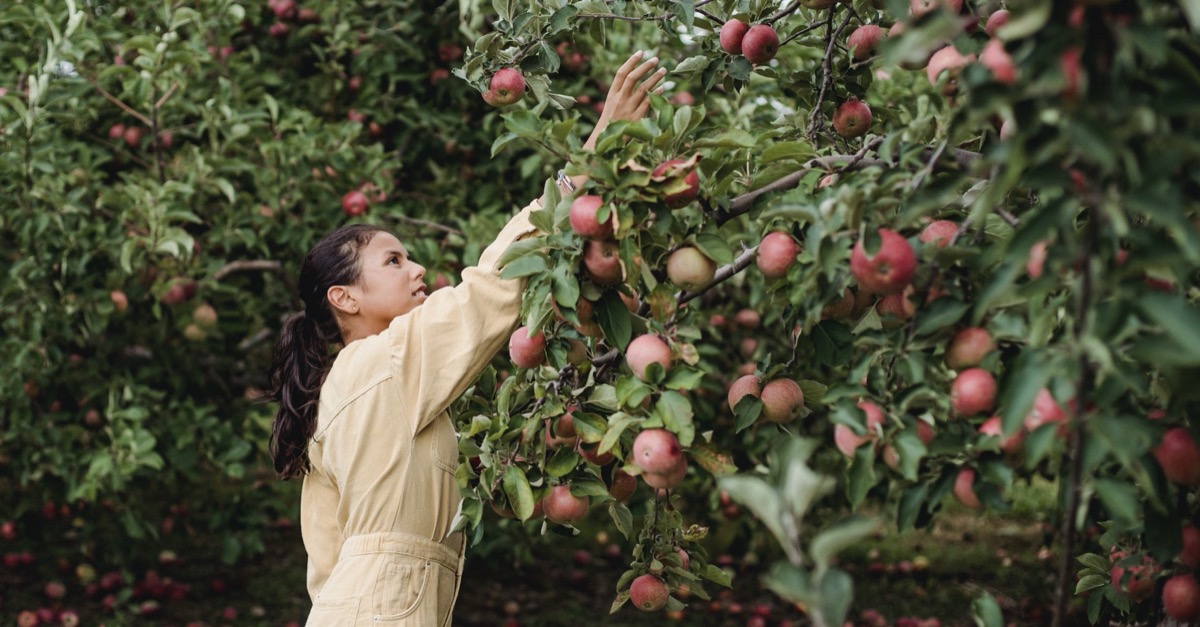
left=972, top=591, right=1004, bottom=627
left=596, top=290, right=633, bottom=351
left=818, top=568, right=853, bottom=627
left=761, top=141, right=816, bottom=164
left=689, top=442, right=738, bottom=476
left=496, top=236, right=548, bottom=268
left=1075, top=574, right=1110, bottom=595
left=762, top=562, right=808, bottom=606
left=693, top=233, right=734, bottom=265
left=1094, top=478, right=1140, bottom=529
left=846, top=444, right=877, bottom=509
left=548, top=5, right=577, bottom=34
left=1076, top=553, right=1110, bottom=574
left=810, top=516, right=880, bottom=575
left=733, top=396, right=763, bottom=433
left=914, top=297, right=970, bottom=336
left=503, top=465, right=535, bottom=520
left=500, top=254, right=548, bottom=279
left=609, top=501, right=634, bottom=539
left=1136, top=292, right=1200, bottom=365
left=654, top=391, right=695, bottom=447
left=546, top=448, right=582, bottom=478
left=694, top=129, right=756, bottom=149
left=719, top=475, right=784, bottom=547
left=674, top=55, right=710, bottom=73
left=700, top=563, right=733, bottom=588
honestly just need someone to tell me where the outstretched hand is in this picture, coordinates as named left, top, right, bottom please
left=586, top=51, right=666, bottom=148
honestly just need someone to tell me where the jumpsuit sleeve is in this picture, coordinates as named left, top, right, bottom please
left=385, top=198, right=543, bottom=433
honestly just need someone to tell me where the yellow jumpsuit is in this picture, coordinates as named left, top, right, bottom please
left=301, top=201, right=540, bottom=626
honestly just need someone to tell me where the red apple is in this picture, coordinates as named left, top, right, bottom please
left=832, top=100, right=872, bottom=138
left=727, top=374, right=762, bottom=411
left=341, top=190, right=369, bottom=216
left=945, top=327, right=993, bottom=369
left=630, top=574, right=670, bottom=611
left=642, top=457, right=687, bottom=490
left=652, top=159, right=701, bottom=208
left=984, top=9, right=1009, bottom=36
left=1022, top=388, right=1069, bottom=435
left=122, top=125, right=144, bottom=148
left=1111, top=555, right=1158, bottom=602
left=609, top=469, right=637, bottom=502
left=1154, top=427, right=1200, bottom=486
left=919, top=220, right=958, bottom=248
left=953, top=467, right=982, bottom=509
left=667, top=247, right=716, bottom=292
left=910, top=0, right=963, bottom=18
left=544, top=484, right=589, bottom=524
left=485, top=68, right=525, bottom=106
left=1026, top=240, right=1049, bottom=278
left=569, top=195, right=614, bottom=239
left=720, top=19, right=750, bottom=55
left=108, top=123, right=126, bottom=140
left=633, top=428, right=684, bottom=475
left=980, top=39, right=1017, bottom=85
left=1181, top=524, right=1200, bottom=569
left=582, top=239, right=623, bottom=285
left=951, top=368, right=997, bottom=416
left=110, top=290, right=129, bottom=312
left=760, top=379, right=805, bottom=423
left=876, top=286, right=916, bottom=328
left=741, top=25, right=779, bottom=65
left=834, top=401, right=885, bottom=457
left=734, top=308, right=761, bottom=329
left=848, top=25, right=886, bottom=61
left=926, top=46, right=973, bottom=86
left=1163, top=574, right=1200, bottom=621
left=756, top=231, right=798, bottom=278
left=626, top=335, right=673, bottom=380
left=508, top=326, right=546, bottom=368
left=850, top=228, right=916, bottom=295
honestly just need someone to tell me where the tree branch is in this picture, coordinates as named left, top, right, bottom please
left=213, top=259, right=284, bottom=281
left=713, top=146, right=982, bottom=226
left=678, top=246, right=759, bottom=305
left=390, top=214, right=465, bottom=236
left=85, top=76, right=152, bottom=127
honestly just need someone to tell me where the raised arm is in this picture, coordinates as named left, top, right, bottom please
left=386, top=52, right=666, bottom=432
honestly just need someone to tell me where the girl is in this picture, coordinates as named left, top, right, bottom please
left=267, top=51, right=666, bottom=626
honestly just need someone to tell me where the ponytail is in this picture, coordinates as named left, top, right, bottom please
left=266, top=223, right=386, bottom=479
left=268, top=310, right=335, bottom=478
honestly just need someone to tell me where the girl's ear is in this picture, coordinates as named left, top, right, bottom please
left=326, top=285, right=359, bottom=316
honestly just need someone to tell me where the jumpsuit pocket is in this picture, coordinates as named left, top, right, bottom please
left=306, top=595, right=359, bottom=626
left=372, top=558, right=431, bottom=621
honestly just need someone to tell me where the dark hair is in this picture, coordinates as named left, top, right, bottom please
left=267, top=224, right=385, bottom=479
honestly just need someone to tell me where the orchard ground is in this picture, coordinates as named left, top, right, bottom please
left=0, top=479, right=1092, bottom=626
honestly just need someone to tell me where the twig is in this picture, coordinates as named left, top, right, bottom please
left=237, top=328, right=274, bottom=351
left=391, top=214, right=465, bottom=236
left=86, top=77, right=152, bottom=127
left=213, top=260, right=284, bottom=281
left=781, top=21, right=828, bottom=47
left=593, top=348, right=621, bottom=366
left=909, top=139, right=947, bottom=192
left=767, top=1, right=804, bottom=24
left=678, top=246, right=759, bottom=305
left=994, top=206, right=1020, bottom=227
left=805, top=10, right=838, bottom=140
left=154, top=81, right=179, bottom=110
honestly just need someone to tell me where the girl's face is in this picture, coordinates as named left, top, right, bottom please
left=346, top=231, right=428, bottom=334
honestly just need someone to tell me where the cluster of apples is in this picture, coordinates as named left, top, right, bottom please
left=264, top=0, right=319, bottom=39
left=1109, top=524, right=1200, bottom=621
left=718, top=19, right=780, bottom=65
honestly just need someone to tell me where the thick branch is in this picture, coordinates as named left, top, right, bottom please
left=213, top=259, right=283, bottom=281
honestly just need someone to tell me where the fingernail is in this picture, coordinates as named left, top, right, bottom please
left=635, top=50, right=644, bottom=56
left=650, top=56, right=659, bottom=63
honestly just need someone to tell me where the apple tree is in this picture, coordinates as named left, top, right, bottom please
left=450, top=0, right=1200, bottom=624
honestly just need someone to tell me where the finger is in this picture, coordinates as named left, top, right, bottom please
left=610, top=50, right=645, bottom=92
left=620, top=56, right=661, bottom=92
left=636, top=67, right=668, bottom=94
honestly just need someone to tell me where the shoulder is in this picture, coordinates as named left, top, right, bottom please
left=313, top=334, right=393, bottom=439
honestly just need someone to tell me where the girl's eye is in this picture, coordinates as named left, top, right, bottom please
left=388, top=256, right=400, bottom=265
